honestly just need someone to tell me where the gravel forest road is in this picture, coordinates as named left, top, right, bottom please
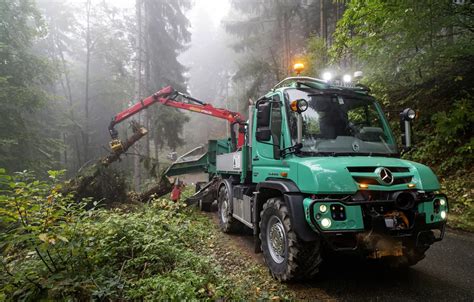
left=208, top=213, right=474, bottom=301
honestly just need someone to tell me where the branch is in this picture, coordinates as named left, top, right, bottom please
left=35, top=247, right=54, bottom=274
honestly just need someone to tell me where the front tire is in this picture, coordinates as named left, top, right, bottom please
left=260, top=197, right=322, bottom=281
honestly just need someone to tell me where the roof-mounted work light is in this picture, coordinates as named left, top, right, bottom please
left=343, top=74, right=352, bottom=83
left=322, top=72, right=333, bottom=82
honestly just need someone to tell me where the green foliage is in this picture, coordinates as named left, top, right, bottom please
left=332, top=0, right=473, bottom=87
left=226, top=0, right=311, bottom=99
left=297, top=36, right=328, bottom=77
left=0, top=170, right=251, bottom=300
left=332, top=0, right=473, bottom=174
left=441, top=172, right=474, bottom=232
left=0, top=0, right=59, bottom=172
left=144, top=0, right=192, bottom=153
left=0, top=169, right=92, bottom=300
left=409, top=99, right=474, bottom=173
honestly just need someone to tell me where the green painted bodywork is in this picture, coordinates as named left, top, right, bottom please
left=251, top=87, right=441, bottom=194
left=303, top=198, right=364, bottom=231
left=418, top=196, right=449, bottom=224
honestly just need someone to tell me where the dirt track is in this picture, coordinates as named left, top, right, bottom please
left=204, top=212, right=474, bottom=301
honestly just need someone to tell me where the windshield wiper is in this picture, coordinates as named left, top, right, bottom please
left=299, top=151, right=397, bottom=157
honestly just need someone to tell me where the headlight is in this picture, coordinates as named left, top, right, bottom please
left=440, top=210, right=447, bottom=220
left=440, top=198, right=446, bottom=206
left=321, top=218, right=332, bottom=228
left=343, top=74, right=352, bottom=83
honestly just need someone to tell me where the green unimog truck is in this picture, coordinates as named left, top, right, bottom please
left=170, top=75, right=448, bottom=281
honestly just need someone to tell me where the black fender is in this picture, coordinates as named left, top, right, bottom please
left=256, top=178, right=300, bottom=193
left=255, top=179, right=318, bottom=243
left=283, top=193, right=318, bottom=241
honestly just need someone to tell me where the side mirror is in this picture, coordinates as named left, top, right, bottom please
left=400, top=108, right=416, bottom=150
left=256, top=102, right=271, bottom=141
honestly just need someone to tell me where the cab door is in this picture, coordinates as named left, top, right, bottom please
left=252, top=93, right=286, bottom=183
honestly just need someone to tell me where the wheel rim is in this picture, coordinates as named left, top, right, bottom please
left=267, top=215, right=287, bottom=264
left=220, top=191, right=229, bottom=224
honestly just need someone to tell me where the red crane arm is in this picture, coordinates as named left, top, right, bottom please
left=108, top=86, right=245, bottom=150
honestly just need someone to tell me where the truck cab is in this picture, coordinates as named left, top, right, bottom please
left=213, top=76, right=447, bottom=281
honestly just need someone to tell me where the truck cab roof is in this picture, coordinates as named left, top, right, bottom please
left=269, top=76, right=372, bottom=98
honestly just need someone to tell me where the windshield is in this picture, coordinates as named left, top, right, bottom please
left=285, top=88, right=398, bottom=156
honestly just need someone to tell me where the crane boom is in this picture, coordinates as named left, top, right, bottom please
left=108, top=86, right=245, bottom=154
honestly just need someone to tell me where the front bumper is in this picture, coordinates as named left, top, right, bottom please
left=303, top=196, right=447, bottom=252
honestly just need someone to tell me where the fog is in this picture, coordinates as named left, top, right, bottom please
left=0, top=0, right=380, bottom=183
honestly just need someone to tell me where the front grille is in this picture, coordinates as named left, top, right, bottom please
left=393, top=176, right=413, bottom=185
left=352, top=176, right=413, bottom=185
left=347, top=166, right=410, bottom=173
left=353, top=176, right=379, bottom=185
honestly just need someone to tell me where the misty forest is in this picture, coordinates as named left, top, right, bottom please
left=0, top=0, right=473, bottom=300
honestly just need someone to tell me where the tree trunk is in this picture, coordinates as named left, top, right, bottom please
left=56, top=35, right=83, bottom=171
left=84, top=0, right=92, bottom=163
left=144, top=0, right=151, bottom=159
left=320, top=0, right=327, bottom=49
left=133, top=0, right=143, bottom=191
left=283, top=12, right=291, bottom=75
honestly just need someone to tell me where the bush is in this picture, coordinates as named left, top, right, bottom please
left=409, top=98, right=474, bottom=174
left=0, top=170, right=245, bottom=300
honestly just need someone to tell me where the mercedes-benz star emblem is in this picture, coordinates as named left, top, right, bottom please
left=352, top=142, right=360, bottom=152
left=375, top=167, right=394, bottom=185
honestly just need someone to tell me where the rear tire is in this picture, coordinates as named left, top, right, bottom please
left=217, top=184, right=241, bottom=233
left=260, top=197, right=322, bottom=281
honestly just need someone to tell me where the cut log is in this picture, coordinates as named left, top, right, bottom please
left=139, top=175, right=173, bottom=201
left=101, top=127, right=148, bottom=166
left=62, top=125, right=172, bottom=204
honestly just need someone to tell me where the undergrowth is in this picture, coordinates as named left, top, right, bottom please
left=0, top=169, right=255, bottom=301
left=440, top=171, right=474, bottom=232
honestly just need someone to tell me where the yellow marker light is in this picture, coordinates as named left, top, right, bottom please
left=290, top=100, right=298, bottom=112
left=293, top=63, right=305, bottom=75
left=359, top=183, right=369, bottom=189
left=407, top=183, right=416, bottom=188
left=280, top=172, right=288, bottom=177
